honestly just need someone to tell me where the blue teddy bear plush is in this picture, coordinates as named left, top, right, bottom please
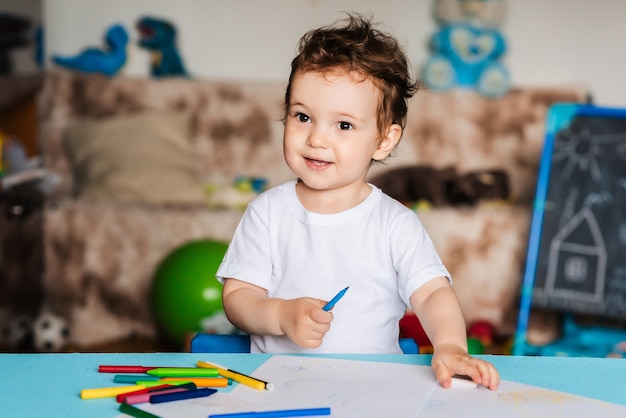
left=422, top=0, right=511, bottom=97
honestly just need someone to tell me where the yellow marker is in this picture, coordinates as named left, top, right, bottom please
left=197, top=361, right=274, bottom=391
left=80, top=385, right=145, bottom=399
left=160, top=377, right=230, bottom=387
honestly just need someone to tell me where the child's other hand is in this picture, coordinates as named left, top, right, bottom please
left=431, top=343, right=500, bottom=390
left=278, top=298, right=332, bottom=348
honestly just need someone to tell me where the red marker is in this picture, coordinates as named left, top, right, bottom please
left=98, top=365, right=161, bottom=373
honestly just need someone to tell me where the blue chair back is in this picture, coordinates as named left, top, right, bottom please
left=189, top=333, right=419, bottom=354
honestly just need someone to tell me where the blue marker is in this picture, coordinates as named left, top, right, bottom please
left=149, top=387, right=216, bottom=404
left=208, top=407, right=331, bottom=418
left=322, top=286, right=349, bottom=311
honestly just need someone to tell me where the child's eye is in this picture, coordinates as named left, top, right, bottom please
left=295, top=112, right=310, bottom=123
left=338, top=121, right=354, bottom=130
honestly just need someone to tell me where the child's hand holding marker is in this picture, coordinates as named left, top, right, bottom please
left=272, top=287, right=349, bottom=349
left=277, top=298, right=332, bottom=349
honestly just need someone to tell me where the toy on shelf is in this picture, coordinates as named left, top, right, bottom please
left=399, top=312, right=433, bottom=353
left=467, top=320, right=495, bottom=353
left=0, top=132, right=55, bottom=196
left=1, top=311, right=71, bottom=353
left=422, top=0, right=511, bottom=97
left=370, top=165, right=510, bottom=209
left=1, top=314, right=32, bottom=351
left=206, top=176, right=267, bottom=209
left=525, top=314, right=626, bottom=358
left=0, top=12, right=31, bottom=75
left=136, top=16, right=188, bottom=78
left=32, top=311, right=70, bottom=352
left=399, top=313, right=498, bottom=354
left=52, top=23, right=128, bottom=76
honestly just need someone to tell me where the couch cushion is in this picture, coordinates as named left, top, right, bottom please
left=64, top=111, right=207, bottom=205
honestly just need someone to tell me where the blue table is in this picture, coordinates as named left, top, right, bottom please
left=2, top=353, right=625, bottom=417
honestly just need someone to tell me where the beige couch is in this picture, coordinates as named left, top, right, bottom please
left=33, top=71, right=585, bottom=349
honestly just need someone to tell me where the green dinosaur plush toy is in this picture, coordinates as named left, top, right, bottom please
left=136, top=16, right=189, bottom=78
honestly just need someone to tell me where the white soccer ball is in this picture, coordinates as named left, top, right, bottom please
left=32, top=312, right=70, bottom=352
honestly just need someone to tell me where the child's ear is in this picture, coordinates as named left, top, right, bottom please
left=373, top=124, right=402, bottom=161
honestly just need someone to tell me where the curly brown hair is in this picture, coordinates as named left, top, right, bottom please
left=284, top=13, right=419, bottom=139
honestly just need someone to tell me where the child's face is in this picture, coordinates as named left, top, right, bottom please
left=283, top=69, right=400, bottom=197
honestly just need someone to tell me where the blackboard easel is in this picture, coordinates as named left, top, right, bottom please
left=514, top=103, right=626, bottom=356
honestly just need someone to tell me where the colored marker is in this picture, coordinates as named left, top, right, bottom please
left=149, top=387, right=217, bottom=404
left=322, top=286, right=349, bottom=311
left=116, top=383, right=197, bottom=403
left=98, top=365, right=161, bottom=373
left=115, top=384, right=175, bottom=402
left=159, top=377, right=229, bottom=387
left=197, top=361, right=274, bottom=391
left=135, top=380, right=194, bottom=388
left=123, top=386, right=193, bottom=405
left=146, top=367, right=218, bottom=377
left=114, top=374, right=160, bottom=384
left=119, top=402, right=161, bottom=418
left=80, top=385, right=146, bottom=400
left=208, top=407, right=331, bottom=418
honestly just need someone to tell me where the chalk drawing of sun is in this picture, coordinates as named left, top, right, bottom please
left=552, top=126, right=626, bottom=182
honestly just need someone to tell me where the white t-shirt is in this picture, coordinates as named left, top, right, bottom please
left=216, top=180, right=450, bottom=354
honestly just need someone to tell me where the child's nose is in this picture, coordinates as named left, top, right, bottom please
left=307, top=129, right=328, bottom=148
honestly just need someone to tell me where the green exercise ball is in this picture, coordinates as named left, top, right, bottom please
left=151, top=240, right=229, bottom=344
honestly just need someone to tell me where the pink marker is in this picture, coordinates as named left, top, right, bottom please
left=116, top=384, right=174, bottom=402
left=123, top=387, right=191, bottom=405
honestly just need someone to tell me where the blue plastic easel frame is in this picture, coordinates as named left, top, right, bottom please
left=513, top=103, right=626, bottom=356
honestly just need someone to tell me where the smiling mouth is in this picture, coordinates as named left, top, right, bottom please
left=305, top=157, right=332, bottom=167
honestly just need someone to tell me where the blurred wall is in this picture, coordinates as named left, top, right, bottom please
left=36, top=0, right=626, bottom=107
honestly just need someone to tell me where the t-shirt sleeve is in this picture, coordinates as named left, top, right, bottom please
left=390, top=208, right=451, bottom=306
left=215, top=197, right=273, bottom=290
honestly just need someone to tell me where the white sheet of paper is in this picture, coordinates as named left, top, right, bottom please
left=419, top=377, right=626, bottom=418
left=118, top=355, right=626, bottom=418
left=132, top=355, right=437, bottom=418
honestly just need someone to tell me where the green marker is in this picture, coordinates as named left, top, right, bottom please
left=119, top=401, right=160, bottom=418
left=146, top=367, right=219, bottom=377
left=135, top=380, right=193, bottom=387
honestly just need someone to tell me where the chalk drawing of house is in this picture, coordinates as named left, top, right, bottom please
left=544, top=207, right=606, bottom=303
